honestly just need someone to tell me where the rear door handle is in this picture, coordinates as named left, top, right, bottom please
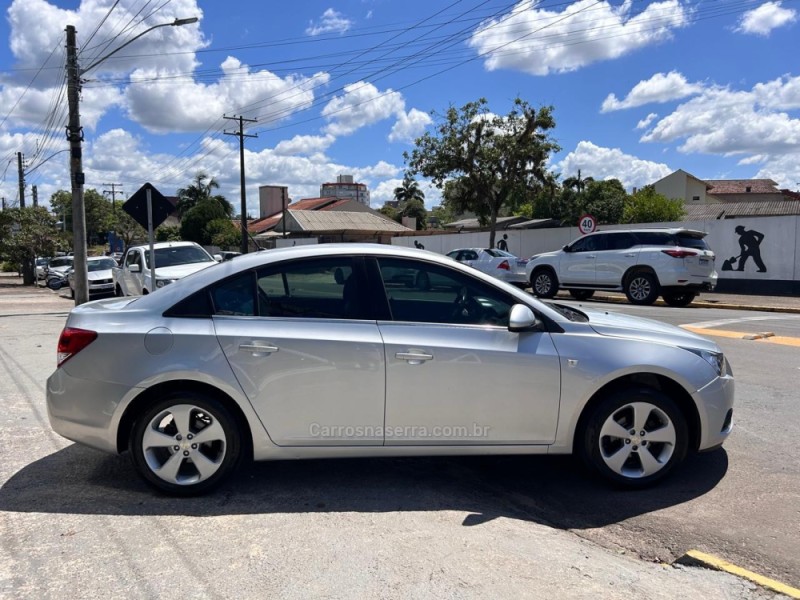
left=239, top=343, right=279, bottom=355
left=624, top=253, right=636, bottom=257
left=395, top=351, right=433, bottom=364
left=586, top=254, right=596, bottom=259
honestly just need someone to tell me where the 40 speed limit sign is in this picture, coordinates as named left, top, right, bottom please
left=578, top=214, right=597, bottom=235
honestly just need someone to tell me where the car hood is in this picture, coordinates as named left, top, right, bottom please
left=584, top=308, right=719, bottom=352
left=87, top=269, right=113, bottom=281
left=152, top=262, right=216, bottom=279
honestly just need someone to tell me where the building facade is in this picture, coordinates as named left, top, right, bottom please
left=320, top=174, right=370, bottom=206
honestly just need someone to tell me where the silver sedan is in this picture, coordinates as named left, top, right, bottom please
left=46, top=244, right=734, bottom=495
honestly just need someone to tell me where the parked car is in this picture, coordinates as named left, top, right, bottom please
left=67, top=256, right=118, bottom=299
left=526, top=228, right=717, bottom=307
left=447, top=248, right=528, bottom=287
left=35, top=257, right=51, bottom=280
left=47, top=244, right=734, bottom=495
left=218, top=251, right=242, bottom=262
left=44, top=256, right=74, bottom=289
left=112, top=241, right=218, bottom=296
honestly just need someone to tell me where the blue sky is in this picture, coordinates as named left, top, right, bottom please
left=1, top=0, right=798, bottom=217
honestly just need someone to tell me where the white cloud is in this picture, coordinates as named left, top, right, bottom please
left=735, top=1, right=797, bottom=36
left=274, top=134, right=336, bottom=156
left=556, top=141, right=672, bottom=189
left=636, top=113, right=659, bottom=130
left=754, top=153, right=800, bottom=189
left=601, top=72, right=704, bottom=112
left=322, top=82, right=405, bottom=136
left=468, top=0, right=689, bottom=76
left=126, top=58, right=330, bottom=133
left=389, top=109, right=432, bottom=143
left=306, top=8, right=353, bottom=36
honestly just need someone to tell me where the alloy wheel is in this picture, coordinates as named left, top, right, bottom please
left=628, top=277, right=652, bottom=302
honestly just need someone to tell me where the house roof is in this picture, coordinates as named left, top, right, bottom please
left=444, top=216, right=528, bottom=230
left=286, top=210, right=412, bottom=233
left=705, top=179, right=780, bottom=195
left=683, top=199, right=800, bottom=220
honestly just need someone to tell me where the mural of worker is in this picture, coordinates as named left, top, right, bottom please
left=722, top=226, right=767, bottom=272
left=496, top=234, right=509, bottom=252
left=414, top=240, right=425, bottom=250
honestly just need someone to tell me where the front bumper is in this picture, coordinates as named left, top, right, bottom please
left=46, top=368, right=138, bottom=454
left=693, top=373, right=734, bottom=450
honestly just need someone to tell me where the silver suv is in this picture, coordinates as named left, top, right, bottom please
left=526, top=228, right=717, bottom=306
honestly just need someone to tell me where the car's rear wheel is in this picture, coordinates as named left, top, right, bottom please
left=662, top=291, right=697, bottom=307
left=531, top=268, right=558, bottom=298
left=579, top=387, right=688, bottom=488
left=129, top=392, right=242, bottom=495
left=624, top=271, right=659, bottom=305
left=568, top=289, right=594, bottom=301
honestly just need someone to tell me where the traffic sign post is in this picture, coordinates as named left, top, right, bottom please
left=578, top=214, right=597, bottom=235
left=123, top=183, right=173, bottom=288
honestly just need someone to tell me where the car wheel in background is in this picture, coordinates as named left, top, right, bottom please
left=624, top=271, right=659, bottom=305
left=115, top=285, right=124, bottom=297
left=662, top=291, right=697, bottom=307
left=531, top=268, right=558, bottom=298
left=46, top=278, right=63, bottom=290
left=578, top=387, right=688, bottom=488
left=129, top=392, right=242, bottom=496
left=568, top=289, right=594, bottom=301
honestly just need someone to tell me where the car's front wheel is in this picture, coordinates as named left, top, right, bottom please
left=624, top=271, right=659, bottom=305
left=531, top=268, right=558, bottom=298
left=129, top=392, right=242, bottom=495
left=579, top=387, right=688, bottom=488
left=662, top=291, right=697, bottom=307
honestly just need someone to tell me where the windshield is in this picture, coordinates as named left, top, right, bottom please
left=145, top=246, right=214, bottom=268
left=36, top=258, right=50, bottom=266
left=485, top=249, right=515, bottom=258
left=49, top=258, right=72, bottom=268
left=88, top=258, right=118, bottom=272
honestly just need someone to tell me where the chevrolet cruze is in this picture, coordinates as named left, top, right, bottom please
left=47, top=244, right=734, bottom=495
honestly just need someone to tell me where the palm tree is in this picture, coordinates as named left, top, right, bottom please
left=393, top=174, right=425, bottom=204
left=176, top=172, right=221, bottom=217
left=563, top=169, right=594, bottom=194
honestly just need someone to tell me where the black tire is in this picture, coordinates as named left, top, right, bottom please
left=70, top=286, right=75, bottom=299
left=662, top=291, right=697, bottom=307
left=129, top=392, right=243, bottom=496
left=531, top=268, right=558, bottom=298
left=568, top=289, right=595, bottom=301
left=624, top=271, right=659, bottom=305
left=578, top=386, right=688, bottom=488
left=47, top=278, right=63, bottom=290
left=115, top=285, right=124, bottom=297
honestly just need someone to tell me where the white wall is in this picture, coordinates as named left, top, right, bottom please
left=395, top=215, right=800, bottom=283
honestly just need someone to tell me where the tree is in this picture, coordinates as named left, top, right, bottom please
left=582, top=179, right=627, bottom=224
left=49, top=188, right=113, bottom=245
left=176, top=172, right=233, bottom=218
left=180, top=199, right=229, bottom=245
left=110, top=207, right=147, bottom=250
left=378, top=205, right=400, bottom=223
left=563, top=169, right=594, bottom=194
left=623, top=186, right=686, bottom=224
left=156, top=225, right=182, bottom=242
left=407, top=97, right=559, bottom=247
left=0, top=207, right=60, bottom=284
left=393, top=174, right=425, bottom=204
left=205, top=218, right=241, bottom=249
left=400, top=198, right=427, bottom=230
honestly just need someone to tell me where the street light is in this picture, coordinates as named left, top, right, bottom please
left=65, top=17, right=198, bottom=306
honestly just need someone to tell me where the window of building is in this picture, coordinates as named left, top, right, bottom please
left=692, top=195, right=700, bottom=202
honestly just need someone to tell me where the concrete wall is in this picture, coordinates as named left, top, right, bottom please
left=394, top=215, right=800, bottom=294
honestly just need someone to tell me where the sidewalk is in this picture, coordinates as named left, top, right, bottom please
left=0, top=272, right=73, bottom=315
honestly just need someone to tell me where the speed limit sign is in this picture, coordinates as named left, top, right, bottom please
left=578, top=214, right=597, bottom=235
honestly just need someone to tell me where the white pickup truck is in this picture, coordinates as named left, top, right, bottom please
left=113, top=241, right=218, bottom=296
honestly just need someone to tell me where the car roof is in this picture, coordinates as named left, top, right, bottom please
left=87, top=255, right=115, bottom=261
left=127, top=241, right=204, bottom=250
left=590, top=228, right=706, bottom=237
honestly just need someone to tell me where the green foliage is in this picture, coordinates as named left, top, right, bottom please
left=205, top=218, right=241, bottom=249
left=378, top=205, right=400, bottom=223
left=176, top=172, right=233, bottom=217
left=156, top=225, right=182, bottom=242
left=400, top=198, right=427, bottom=230
left=393, top=174, right=425, bottom=204
left=49, top=188, right=114, bottom=244
left=109, top=205, right=147, bottom=248
left=582, top=179, right=627, bottom=224
left=0, top=207, right=60, bottom=283
left=180, top=199, right=229, bottom=245
left=406, top=97, right=560, bottom=246
left=623, top=186, right=686, bottom=224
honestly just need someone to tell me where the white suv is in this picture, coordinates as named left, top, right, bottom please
left=526, top=228, right=717, bottom=307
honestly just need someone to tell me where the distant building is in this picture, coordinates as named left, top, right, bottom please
left=653, top=169, right=787, bottom=205
left=259, top=185, right=289, bottom=218
left=320, top=174, right=370, bottom=206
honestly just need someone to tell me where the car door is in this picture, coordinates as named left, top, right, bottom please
left=559, top=234, right=604, bottom=286
left=594, top=232, right=640, bottom=287
left=123, top=250, right=143, bottom=295
left=373, top=257, right=561, bottom=445
left=212, top=257, right=386, bottom=446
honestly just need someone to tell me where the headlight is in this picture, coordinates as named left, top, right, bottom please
left=156, top=279, right=175, bottom=288
left=682, top=347, right=727, bottom=377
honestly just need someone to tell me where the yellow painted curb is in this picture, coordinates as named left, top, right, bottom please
left=680, top=326, right=800, bottom=347
left=676, top=550, right=800, bottom=598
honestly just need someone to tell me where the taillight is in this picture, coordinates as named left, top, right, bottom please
left=497, top=260, right=510, bottom=270
left=662, top=249, right=698, bottom=258
left=57, top=327, right=98, bottom=367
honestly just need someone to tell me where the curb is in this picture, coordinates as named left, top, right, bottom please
left=675, top=550, right=800, bottom=598
left=565, top=293, right=800, bottom=314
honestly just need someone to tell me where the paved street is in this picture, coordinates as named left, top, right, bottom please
left=0, top=275, right=797, bottom=598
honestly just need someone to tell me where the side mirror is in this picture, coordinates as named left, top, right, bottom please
left=129, top=264, right=141, bottom=273
left=562, top=244, right=571, bottom=252
left=508, top=304, right=542, bottom=333
left=214, top=254, right=222, bottom=262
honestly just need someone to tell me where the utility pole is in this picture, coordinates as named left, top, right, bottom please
left=66, top=24, right=89, bottom=305
left=103, top=182, right=123, bottom=216
left=224, top=114, right=257, bottom=254
left=32, top=185, right=38, bottom=207
left=17, top=152, right=25, bottom=208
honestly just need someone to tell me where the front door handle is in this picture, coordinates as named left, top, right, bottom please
left=395, top=351, right=433, bottom=364
left=586, top=254, right=596, bottom=259
left=624, top=253, right=636, bottom=257
left=240, top=343, right=279, bottom=355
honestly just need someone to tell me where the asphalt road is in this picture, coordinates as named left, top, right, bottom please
left=0, top=283, right=796, bottom=598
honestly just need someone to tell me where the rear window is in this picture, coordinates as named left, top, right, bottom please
left=632, top=232, right=673, bottom=246
left=675, top=235, right=709, bottom=250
